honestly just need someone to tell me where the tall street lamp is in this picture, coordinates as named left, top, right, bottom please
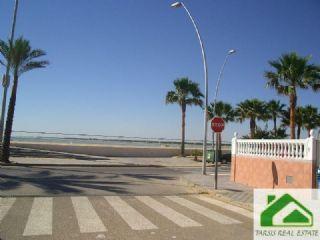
left=212, top=49, right=236, bottom=189
left=0, top=0, right=19, bottom=143
left=171, top=1, right=209, bottom=175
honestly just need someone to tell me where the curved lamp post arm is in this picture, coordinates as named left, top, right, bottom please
left=212, top=54, right=229, bottom=114
left=212, top=49, right=236, bottom=114
left=180, top=2, right=208, bottom=85
left=179, top=2, right=209, bottom=175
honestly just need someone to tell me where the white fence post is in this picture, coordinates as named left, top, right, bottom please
left=231, top=132, right=238, bottom=155
left=305, top=129, right=317, bottom=161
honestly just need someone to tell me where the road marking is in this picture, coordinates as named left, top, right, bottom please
left=136, top=196, right=202, bottom=227
left=195, top=195, right=253, bottom=219
left=23, top=198, right=52, bottom=236
left=166, top=196, right=241, bottom=224
left=105, top=196, right=157, bottom=230
left=0, top=198, right=16, bottom=222
left=71, top=197, right=106, bottom=233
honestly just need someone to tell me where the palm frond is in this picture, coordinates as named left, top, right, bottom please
left=185, top=97, right=203, bottom=107
left=265, top=52, right=320, bottom=96
left=19, top=60, right=49, bottom=75
left=165, top=91, right=179, bottom=104
left=0, top=59, right=6, bottom=67
left=0, top=37, right=49, bottom=76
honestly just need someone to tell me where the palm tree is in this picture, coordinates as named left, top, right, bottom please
left=165, top=78, right=203, bottom=156
left=282, top=106, right=308, bottom=139
left=302, top=105, right=320, bottom=137
left=281, top=107, right=303, bottom=139
left=266, top=100, right=286, bottom=137
left=235, top=99, right=267, bottom=138
left=265, top=52, right=320, bottom=139
left=0, top=37, right=49, bottom=163
left=207, top=101, right=235, bottom=122
left=295, top=107, right=304, bottom=139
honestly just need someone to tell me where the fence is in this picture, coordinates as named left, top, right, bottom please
left=230, top=130, right=319, bottom=188
left=232, top=131, right=318, bottom=162
left=235, top=139, right=307, bottom=159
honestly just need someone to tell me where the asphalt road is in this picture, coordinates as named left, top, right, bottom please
left=0, top=166, right=198, bottom=197
left=0, top=166, right=252, bottom=240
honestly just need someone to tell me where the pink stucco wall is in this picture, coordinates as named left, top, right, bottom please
left=230, top=155, right=316, bottom=188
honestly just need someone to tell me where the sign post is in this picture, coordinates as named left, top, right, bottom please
left=211, top=117, right=225, bottom=189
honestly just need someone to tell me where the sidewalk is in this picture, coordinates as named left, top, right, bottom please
left=5, top=147, right=213, bottom=168
left=180, top=166, right=253, bottom=210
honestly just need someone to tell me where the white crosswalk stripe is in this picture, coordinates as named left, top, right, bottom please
left=195, top=195, right=253, bottom=219
left=0, top=195, right=248, bottom=238
left=23, top=197, right=53, bottom=236
left=166, top=196, right=241, bottom=224
left=71, top=196, right=107, bottom=233
left=136, top=196, right=202, bottom=227
left=105, top=196, right=157, bottom=230
left=0, top=197, right=16, bottom=222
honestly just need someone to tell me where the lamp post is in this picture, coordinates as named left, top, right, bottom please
left=171, top=1, right=209, bottom=175
left=0, top=0, right=19, bottom=143
left=212, top=49, right=236, bottom=189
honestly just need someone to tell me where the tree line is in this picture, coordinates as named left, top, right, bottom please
left=166, top=52, right=320, bottom=156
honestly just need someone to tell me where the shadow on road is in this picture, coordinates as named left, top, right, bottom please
left=0, top=171, right=128, bottom=195
left=0, top=166, right=178, bottom=196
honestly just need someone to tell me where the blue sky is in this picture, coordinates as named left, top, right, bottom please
left=0, top=0, right=319, bottom=141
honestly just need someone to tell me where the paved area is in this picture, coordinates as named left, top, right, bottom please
left=8, top=147, right=211, bottom=167
left=178, top=166, right=253, bottom=209
left=1, top=147, right=253, bottom=206
left=0, top=149, right=254, bottom=239
left=0, top=194, right=252, bottom=240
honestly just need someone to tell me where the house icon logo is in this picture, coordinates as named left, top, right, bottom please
left=260, top=193, right=313, bottom=227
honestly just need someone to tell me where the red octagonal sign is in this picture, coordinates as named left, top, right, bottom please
left=211, top=117, right=225, bottom=133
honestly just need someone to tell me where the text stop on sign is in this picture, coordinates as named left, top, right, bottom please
left=211, top=117, right=225, bottom=133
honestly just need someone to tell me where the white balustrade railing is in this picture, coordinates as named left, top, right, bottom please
left=231, top=130, right=319, bottom=162
left=236, top=139, right=307, bottom=159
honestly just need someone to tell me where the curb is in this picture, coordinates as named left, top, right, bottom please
left=179, top=176, right=253, bottom=211
left=0, top=162, right=207, bottom=168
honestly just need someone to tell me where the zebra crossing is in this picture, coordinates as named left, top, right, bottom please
left=23, top=197, right=53, bottom=236
left=0, top=195, right=252, bottom=238
left=71, top=196, right=107, bottom=233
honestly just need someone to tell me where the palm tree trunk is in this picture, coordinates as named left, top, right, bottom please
left=307, top=128, right=311, bottom=137
left=181, top=104, right=186, bottom=156
left=273, top=117, right=277, bottom=136
left=289, top=93, right=296, bottom=139
left=250, top=118, right=255, bottom=138
left=297, top=125, right=301, bottom=139
left=2, top=73, right=18, bottom=163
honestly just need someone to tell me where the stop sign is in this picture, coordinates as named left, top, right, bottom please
left=211, top=117, right=225, bottom=133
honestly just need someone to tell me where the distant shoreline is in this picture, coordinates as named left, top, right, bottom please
left=11, top=140, right=231, bottom=150
left=11, top=141, right=230, bottom=158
